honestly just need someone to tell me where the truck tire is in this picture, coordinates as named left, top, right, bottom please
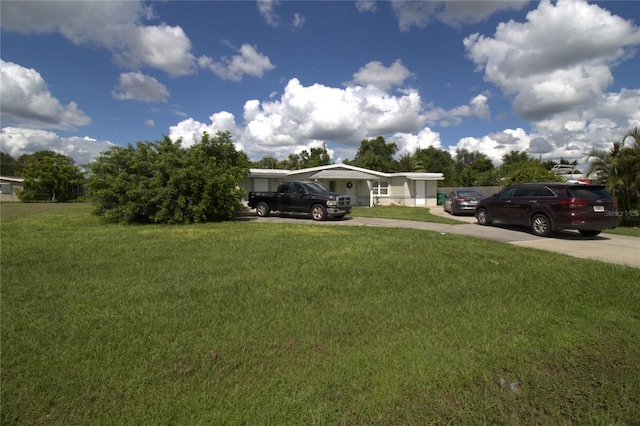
left=311, top=204, right=327, bottom=221
left=256, top=202, right=271, bottom=217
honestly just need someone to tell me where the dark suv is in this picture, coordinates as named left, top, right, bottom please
left=474, top=183, right=618, bottom=237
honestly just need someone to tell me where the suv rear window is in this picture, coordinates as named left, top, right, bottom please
left=567, top=186, right=611, bottom=199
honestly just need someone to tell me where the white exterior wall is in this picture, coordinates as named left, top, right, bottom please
left=426, top=181, right=438, bottom=206
left=241, top=169, right=442, bottom=208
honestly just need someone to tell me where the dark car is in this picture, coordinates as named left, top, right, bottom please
left=474, top=183, right=618, bottom=237
left=444, top=188, right=486, bottom=215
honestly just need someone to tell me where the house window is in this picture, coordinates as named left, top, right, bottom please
left=372, top=181, right=389, bottom=196
left=0, top=183, right=11, bottom=194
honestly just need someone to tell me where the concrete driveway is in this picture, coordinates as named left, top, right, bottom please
left=246, top=207, right=640, bottom=268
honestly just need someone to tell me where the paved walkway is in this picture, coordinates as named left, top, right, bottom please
left=246, top=207, right=640, bottom=268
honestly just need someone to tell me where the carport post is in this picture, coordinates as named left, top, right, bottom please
left=369, top=180, right=374, bottom=207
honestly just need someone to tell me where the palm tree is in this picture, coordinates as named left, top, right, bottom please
left=623, top=127, right=640, bottom=200
left=393, top=153, right=425, bottom=172
left=585, top=127, right=640, bottom=225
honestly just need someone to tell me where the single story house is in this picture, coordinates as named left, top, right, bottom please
left=240, top=164, right=444, bottom=207
left=0, top=176, right=24, bottom=202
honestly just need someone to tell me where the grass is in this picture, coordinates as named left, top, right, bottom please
left=352, top=204, right=640, bottom=237
left=604, top=226, right=640, bottom=237
left=351, top=205, right=464, bottom=224
left=2, top=203, right=639, bottom=424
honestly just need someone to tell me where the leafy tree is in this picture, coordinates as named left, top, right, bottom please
left=542, top=157, right=580, bottom=172
left=1, top=151, right=17, bottom=176
left=278, top=153, right=302, bottom=170
left=252, top=145, right=331, bottom=170
left=345, top=136, right=397, bottom=172
left=414, top=146, right=456, bottom=185
left=86, top=131, right=250, bottom=224
left=251, top=156, right=279, bottom=169
left=17, top=151, right=84, bottom=202
left=585, top=127, right=640, bottom=225
left=502, top=150, right=531, bottom=165
left=455, top=149, right=493, bottom=172
left=454, top=148, right=495, bottom=186
left=500, top=161, right=563, bottom=185
left=299, top=146, right=331, bottom=168
left=393, top=153, right=425, bottom=172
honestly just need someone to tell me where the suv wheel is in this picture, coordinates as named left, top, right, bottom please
left=531, top=214, right=552, bottom=237
left=476, top=208, right=490, bottom=225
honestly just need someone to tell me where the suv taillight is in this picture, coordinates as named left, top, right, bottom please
left=560, top=198, right=588, bottom=208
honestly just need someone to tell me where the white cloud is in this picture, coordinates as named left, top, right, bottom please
left=0, top=1, right=196, bottom=77
left=446, top=88, right=640, bottom=166
left=391, top=128, right=443, bottom=156
left=0, top=127, right=113, bottom=165
left=424, top=94, right=491, bottom=127
left=257, top=0, right=306, bottom=32
left=464, top=0, right=640, bottom=121
left=0, top=60, right=91, bottom=130
left=198, top=43, right=276, bottom=81
left=115, top=24, right=196, bottom=77
left=355, top=0, right=376, bottom=13
left=435, top=1, right=528, bottom=27
left=448, top=128, right=532, bottom=165
left=292, top=13, right=305, bottom=30
left=169, top=76, right=490, bottom=161
left=145, top=119, right=156, bottom=127
left=390, top=0, right=528, bottom=31
left=257, top=0, right=281, bottom=27
left=350, top=60, right=412, bottom=90
left=112, top=72, right=170, bottom=103
left=168, top=112, right=241, bottom=150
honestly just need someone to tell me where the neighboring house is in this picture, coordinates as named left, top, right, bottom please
left=240, top=164, right=444, bottom=207
left=0, top=176, right=24, bottom=202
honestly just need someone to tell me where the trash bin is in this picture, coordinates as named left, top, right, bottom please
left=437, top=192, right=446, bottom=206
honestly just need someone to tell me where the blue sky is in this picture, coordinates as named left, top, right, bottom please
left=1, top=0, right=639, bottom=168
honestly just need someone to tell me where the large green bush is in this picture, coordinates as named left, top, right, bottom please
left=86, top=131, right=249, bottom=224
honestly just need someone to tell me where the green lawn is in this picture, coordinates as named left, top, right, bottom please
left=353, top=205, right=640, bottom=237
left=352, top=205, right=465, bottom=224
left=2, top=203, right=639, bottom=424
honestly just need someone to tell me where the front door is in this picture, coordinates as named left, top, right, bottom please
left=415, top=180, right=425, bottom=206
left=491, top=185, right=519, bottom=221
left=346, top=181, right=357, bottom=206
left=288, top=182, right=311, bottom=212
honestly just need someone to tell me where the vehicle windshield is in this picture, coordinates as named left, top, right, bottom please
left=303, top=182, right=328, bottom=193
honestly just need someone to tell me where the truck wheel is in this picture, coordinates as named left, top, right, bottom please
left=256, top=202, right=271, bottom=217
left=311, top=204, right=327, bottom=221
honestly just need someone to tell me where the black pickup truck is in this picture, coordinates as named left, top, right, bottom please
left=248, top=181, right=352, bottom=221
